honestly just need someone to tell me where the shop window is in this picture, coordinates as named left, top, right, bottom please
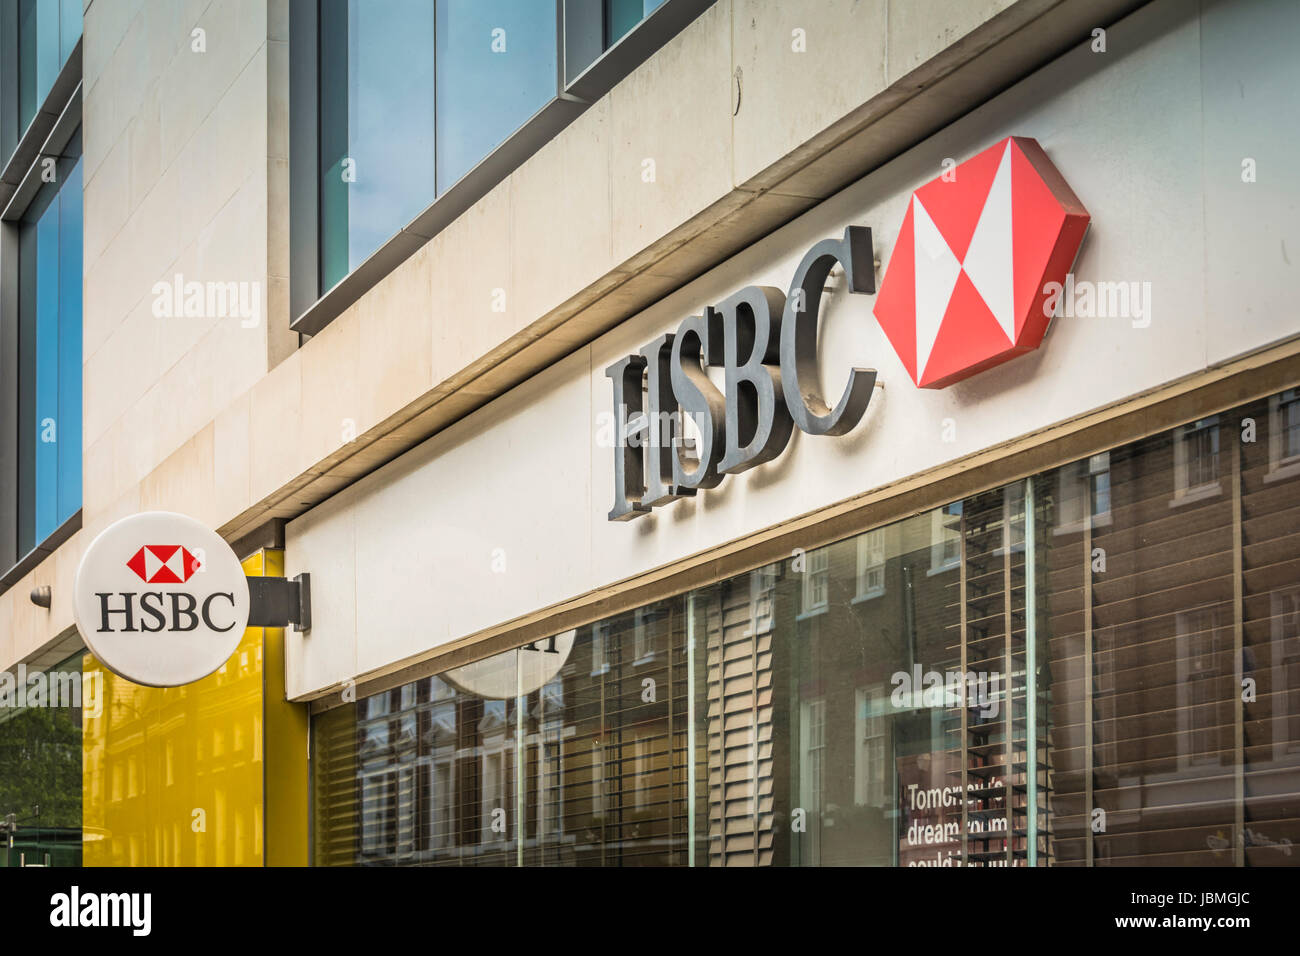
left=310, top=388, right=1300, bottom=867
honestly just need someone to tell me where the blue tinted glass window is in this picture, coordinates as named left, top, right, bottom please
left=16, top=0, right=82, bottom=134
left=605, top=0, right=664, bottom=47
left=435, top=1, right=558, bottom=193
left=57, top=158, right=83, bottom=522
left=17, top=132, right=82, bottom=554
left=319, top=0, right=437, bottom=290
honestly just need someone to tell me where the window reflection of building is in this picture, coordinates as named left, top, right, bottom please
left=802, top=547, right=830, bottom=614
left=312, top=389, right=1300, bottom=868
left=1056, top=452, right=1111, bottom=532
left=799, top=698, right=826, bottom=864
left=855, top=687, right=888, bottom=808
left=856, top=529, right=886, bottom=600
left=479, top=699, right=510, bottom=845
left=1174, top=416, right=1221, bottom=501
left=1176, top=606, right=1226, bottom=769
left=1270, top=589, right=1300, bottom=759
left=930, top=503, right=962, bottom=573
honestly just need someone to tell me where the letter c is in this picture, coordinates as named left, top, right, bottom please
left=202, top=592, right=237, bottom=632
left=780, top=225, right=878, bottom=436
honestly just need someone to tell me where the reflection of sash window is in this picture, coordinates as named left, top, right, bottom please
left=591, top=622, right=610, bottom=676
left=1268, top=390, right=1300, bottom=475
left=854, top=688, right=887, bottom=808
left=803, top=548, right=829, bottom=613
left=930, top=504, right=962, bottom=573
left=856, top=530, right=886, bottom=600
left=1271, top=589, right=1300, bottom=756
left=799, top=698, right=826, bottom=862
left=1176, top=607, right=1222, bottom=767
left=1174, top=417, right=1221, bottom=500
left=751, top=566, right=777, bottom=634
left=1055, top=454, right=1112, bottom=532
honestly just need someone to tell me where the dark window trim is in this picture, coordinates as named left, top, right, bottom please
left=0, top=35, right=81, bottom=212
left=0, top=506, right=80, bottom=596
left=288, top=0, right=715, bottom=338
left=2, top=81, right=82, bottom=223
left=0, top=33, right=82, bottom=582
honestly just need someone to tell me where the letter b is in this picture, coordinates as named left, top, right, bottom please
left=170, top=592, right=199, bottom=631
left=713, top=286, right=793, bottom=474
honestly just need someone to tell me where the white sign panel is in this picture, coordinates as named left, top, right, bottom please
left=73, top=511, right=251, bottom=687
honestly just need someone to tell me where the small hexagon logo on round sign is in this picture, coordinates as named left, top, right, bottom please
left=74, top=512, right=251, bottom=687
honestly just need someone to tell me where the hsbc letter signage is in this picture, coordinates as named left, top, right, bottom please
left=74, top=511, right=252, bottom=687
left=605, top=135, right=1089, bottom=522
left=606, top=226, right=879, bottom=521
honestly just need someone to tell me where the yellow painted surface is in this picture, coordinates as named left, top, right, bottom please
left=82, top=552, right=269, bottom=866
left=261, top=548, right=310, bottom=865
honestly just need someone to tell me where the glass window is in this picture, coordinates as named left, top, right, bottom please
left=605, top=0, right=667, bottom=48
left=315, top=0, right=556, bottom=291
left=0, top=652, right=85, bottom=867
left=313, top=387, right=1300, bottom=866
left=318, top=0, right=438, bottom=290
left=434, top=0, right=558, bottom=194
left=17, top=128, right=82, bottom=555
left=300, top=0, right=693, bottom=305
left=15, top=0, right=82, bottom=138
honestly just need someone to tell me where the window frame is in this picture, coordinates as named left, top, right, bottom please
left=288, top=0, right=716, bottom=337
left=0, top=22, right=82, bottom=593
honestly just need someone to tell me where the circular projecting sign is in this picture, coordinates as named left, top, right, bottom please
left=73, top=511, right=250, bottom=687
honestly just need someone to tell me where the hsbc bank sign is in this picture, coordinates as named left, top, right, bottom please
left=606, top=136, right=1089, bottom=520
left=74, top=512, right=251, bottom=687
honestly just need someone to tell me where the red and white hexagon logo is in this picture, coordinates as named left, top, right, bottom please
left=126, top=545, right=200, bottom=583
left=872, top=136, right=1090, bottom=389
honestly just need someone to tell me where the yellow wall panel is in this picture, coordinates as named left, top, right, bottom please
left=82, top=552, right=269, bottom=866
